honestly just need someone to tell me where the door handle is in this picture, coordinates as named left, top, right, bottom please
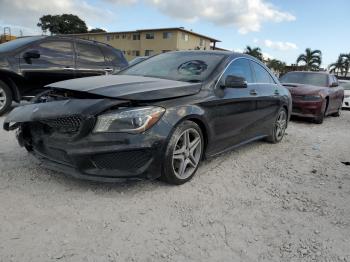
left=104, top=68, right=113, bottom=73
left=250, top=89, right=258, bottom=96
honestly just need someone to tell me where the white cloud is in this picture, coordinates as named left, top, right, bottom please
left=0, top=0, right=112, bottom=35
left=263, top=39, right=298, bottom=51
left=147, top=0, right=295, bottom=34
left=0, top=0, right=295, bottom=36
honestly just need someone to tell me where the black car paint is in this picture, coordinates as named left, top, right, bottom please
left=47, top=75, right=202, bottom=100
left=4, top=52, right=291, bottom=182
left=0, top=36, right=128, bottom=101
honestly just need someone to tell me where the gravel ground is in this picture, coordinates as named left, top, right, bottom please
left=0, top=111, right=349, bottom=262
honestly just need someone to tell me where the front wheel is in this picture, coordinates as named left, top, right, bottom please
left=266, top=108, right=288, bottom=143
left=161, top=120, right=204, bottom=185
left=0, top=80, right=13, bottom=116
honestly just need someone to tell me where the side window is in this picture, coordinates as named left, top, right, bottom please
left=76, top=42, right=105, bottom=66
left=32, top=41, right=73, bottom=66
left=332, top=75, right=338, bottom=86
left=101, top=46, right=128, bottom=68
left=221, top=58, right=253, bottom=84
left=251, top=61, right=275, bottom=84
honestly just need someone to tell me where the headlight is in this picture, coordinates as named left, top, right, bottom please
left=301, top=95, right=322, bottom=101
left=93, top=106, right=165, bottom=133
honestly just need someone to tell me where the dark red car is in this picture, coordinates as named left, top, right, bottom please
left=280, top=71, right=344, bottom=123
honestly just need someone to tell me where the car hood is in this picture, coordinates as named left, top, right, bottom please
left=47, top=75, right=202, bottom=101
left=281, top=83, right=325, bottom=96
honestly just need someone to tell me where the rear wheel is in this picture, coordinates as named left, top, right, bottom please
left=0, top=80, right=12, bottom=116
left=266, top=108, right=287, bottom=143
left=161, top=120, right=204, bottom=185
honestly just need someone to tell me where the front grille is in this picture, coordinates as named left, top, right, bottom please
left=91, top=150, right=152, bottom=170
left=41, top=115, right=82, bottom=134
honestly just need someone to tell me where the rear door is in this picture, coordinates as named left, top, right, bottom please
left=20, top=39, right=75, bottom=91
left=249, top=60, right=280, bottom=134
left=100, top=46, right=128, bottom=73
left=75, top=41, right=107, bottom=78
left=328, top=75, right=343, bottom=112
left=206, top=58, right=260, bottom=155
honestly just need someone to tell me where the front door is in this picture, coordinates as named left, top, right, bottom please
left=20, top=39, right=75, bottom=95
left=205, top=58, right=259, bottom=155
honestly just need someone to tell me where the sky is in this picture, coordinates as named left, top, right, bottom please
left=0, top=0, right=349, bottom=67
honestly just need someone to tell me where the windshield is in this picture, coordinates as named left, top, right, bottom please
left=119, top=52, right=226, bottom=82
left=339, top=81, right=350, bottom=90
left=0, top=36, right=45, bottom=53
left=280, top=72, right=328, bottom=87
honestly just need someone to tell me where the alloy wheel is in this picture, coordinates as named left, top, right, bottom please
left=0, top=86, right=7, bottom=110
left=172, top=128, right=202, bottom=179
left=275, top=110, right=287, bottom=140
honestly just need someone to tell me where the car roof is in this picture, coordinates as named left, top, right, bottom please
left=286, top=71, right=330, bottom=75
left=18, top=35, right=122, bottom=52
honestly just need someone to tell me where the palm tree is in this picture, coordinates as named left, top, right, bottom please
left=266, top=59, right=286, bottom=77
left=244, top=46, right=263, bottom=61
left=296, top=48, right=322, bottom=71
left=340, top=53, right=350, bottom=77
left=329, top=55, right=346, bottom=76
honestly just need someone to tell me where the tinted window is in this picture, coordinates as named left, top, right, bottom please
left=339, top=81, right=350, bottom=90
left=119, top=52, right=226, bottom=82
left=0, top=36, right=45, bottom=52
left=280, top=72, right=328, bottom=87
left=222, top=58, right=253, bottom=83
left=101, top=46, right=128, bottom=68
left=251, top=61, right=274, bottom=83
left=32, top=41, right=73, bottom=66
left=76, top=42, right=105, bottom=65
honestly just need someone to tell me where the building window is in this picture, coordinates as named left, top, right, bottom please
left=106, top=35, right=114, bottom=41
left=145, top=50, right=154, bottom=56
left=115, top=34, right=119, bottom=39
left=200, top=38, right=204, bottom=46
left=182, top=32, right=189, bottom=41
left=163, top=32, right=172, bottom=39
left=132, top=50, right=140, bottom=56
left=133, top=34, right=140, bottom=40
left=145, top=32, right=154, bottom=39
left=122, top=34, right=127, bottom=39
left=162, top=50, right=171, bottom=53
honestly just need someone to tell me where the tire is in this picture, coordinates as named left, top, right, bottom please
left=0, top=80, right=13, bottom=116
left=314, top=99, right=327, bottom=124
left=266, top=107, right=288, bottom=144
left=331, top=98, right=343, bottom=117
left=161, top=120, right=204, bottom=185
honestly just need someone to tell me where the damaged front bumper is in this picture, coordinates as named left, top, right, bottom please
left=4, top=99, right=170, bottom=182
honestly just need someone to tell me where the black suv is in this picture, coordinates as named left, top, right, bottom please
left=0, top=36, right=128, bottom=115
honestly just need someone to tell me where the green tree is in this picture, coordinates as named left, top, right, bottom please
left=340, top=53, right=350, bottom=77
left=266, top=59, right=286, bottom=76
left=37, top=14, right=88, bottom=35
left=296, top=48, right=322, bottom=71
left=329, top=55, right=346, bottom=76
left=89, top=28, right=107, bottom=33
left=244, top=46, right=263, bottom=61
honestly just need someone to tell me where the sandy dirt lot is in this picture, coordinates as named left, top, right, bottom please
left=0, top=111, right=349, bottom=262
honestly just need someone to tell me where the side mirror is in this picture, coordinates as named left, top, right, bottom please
left=224, top=75, right=247, bottom=88
left=330, top=82, right=338, bottom=87
left=23, top=50, right=40, bottom=60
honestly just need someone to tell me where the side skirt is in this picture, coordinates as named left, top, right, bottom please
left=205, top=135, right=268, bottom=159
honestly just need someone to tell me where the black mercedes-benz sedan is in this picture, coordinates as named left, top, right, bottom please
left=3, top=51, right=291, bottom=185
